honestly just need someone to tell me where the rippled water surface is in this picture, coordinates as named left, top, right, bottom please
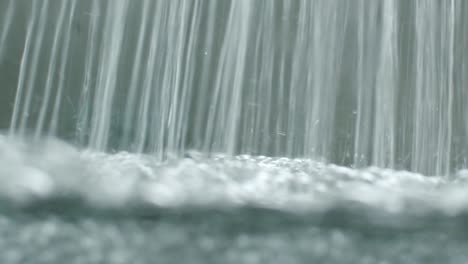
left=1, top=136, right=468, bottom=263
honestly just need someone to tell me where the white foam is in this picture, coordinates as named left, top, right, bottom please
left=0, top=137, right=467, bottom=216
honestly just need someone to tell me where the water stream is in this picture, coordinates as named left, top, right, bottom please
left=0, top=0, right=468, bottom=263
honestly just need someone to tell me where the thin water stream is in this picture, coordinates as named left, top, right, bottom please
left=0, top=0, right=467, bottom=263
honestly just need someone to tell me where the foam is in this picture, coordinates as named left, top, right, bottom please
left=0, top=136, right=467, bottom=220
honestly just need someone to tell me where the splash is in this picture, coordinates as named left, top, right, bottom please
left=0, top=136, right=467, bottom=226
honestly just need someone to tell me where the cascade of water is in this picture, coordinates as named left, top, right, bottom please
left=89, top=0, right=129, bottom=150
left=306, top=1, right=346, bottom=160
left=0, top=0, right=15, bottom=61
left=9, top=1, right=39, bottom=136
left=18, top=0, right=50, bottom=136
left=75, top=0, right=101, bottom=145
left=35, top=1, right=71, bottom=139
left=204, top=0, right=251, bottom=154
left=354, top=0, right=379, bottom=168
left=412, top=1, right=455, bottom=175
left=2, top=0, right=467, bottom=175
left=239, top=0, right=276, bottom=155
left=372, top=0, right=398, bottom=168
left=49, top=1, right=77, bottom=138
left=133, top=1, right=166, bottom=154
left=121, top=0, right=151, bottom=150
left=191, top=0, right=219, bottom=153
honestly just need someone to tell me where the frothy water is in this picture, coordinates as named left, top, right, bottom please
left=2, top=135, right=468, bottom=221
left=1, top=0, right=468, bottom=263
left=2, top=136, right=468, bottom=263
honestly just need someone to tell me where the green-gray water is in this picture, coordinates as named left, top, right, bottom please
left=1, top=0, right=468, bottom=263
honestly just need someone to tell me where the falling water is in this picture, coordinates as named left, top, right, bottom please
left=1, top=0, right=468, bottom=263
left=2, top=0, right=467, bottom=175
left=1, top=0, right=467, bottom=175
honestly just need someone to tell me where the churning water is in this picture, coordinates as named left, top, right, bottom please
left=1, top=0, right=468, bottom=263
